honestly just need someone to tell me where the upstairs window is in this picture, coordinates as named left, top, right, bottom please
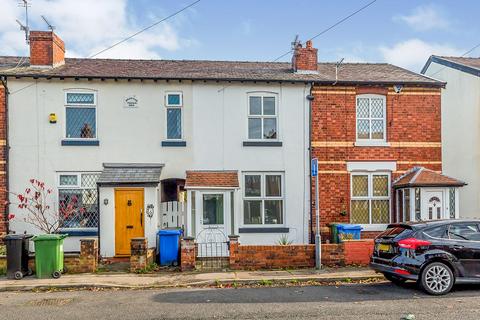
left=65, top=92, right=96, bottom=139
left=166, top=92, right=183, bottom=140
left=356, top=94, right=386, bottom=142
left=248, top=95, right=277, bottom=140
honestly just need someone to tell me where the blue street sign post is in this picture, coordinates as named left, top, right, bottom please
left=312, top=158, right=321, bottom=269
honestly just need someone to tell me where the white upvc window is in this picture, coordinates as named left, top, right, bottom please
left=165, top=92, right=183, bottom=140
left=65, top=92, right=97, bottom=139
left=57, top=172, right=100, bottom=229
left=247, top=93, right=278, bottom=140
left=243, top=172, right=284, bottom=225
left=356, top=94, right=386, bottom=142
left=351, top=172, right=390, bottom=224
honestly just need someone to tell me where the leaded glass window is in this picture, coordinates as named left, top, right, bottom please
left=166, top=93, right=183, bottom=140
left=65, top=92, right=96, bottom=139
left=248, top=95, right=278, bottom=140
left=351, top=173, right=390, bottom=224
left=356, top=95, right=386, bottom=141
left=449, top=188, right=456, bottom=219
left=243, top=173, right=283, bottom=225
left=58, top=172, right=100, bottom=229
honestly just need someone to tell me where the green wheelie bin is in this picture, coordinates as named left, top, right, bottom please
left=32, top=234, right=67, bottom=279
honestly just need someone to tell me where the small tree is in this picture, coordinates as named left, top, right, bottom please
left=7, top=179, right=85, bottom=234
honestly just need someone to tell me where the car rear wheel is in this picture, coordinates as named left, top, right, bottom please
left=420, top=262, right=454, bottom=295
left=384, top=273, right=407, bottom=285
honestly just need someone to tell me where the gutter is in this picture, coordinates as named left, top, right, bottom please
left=0, top=76, right=9, bottom=235
left=0, top=74, right=446, bottom=88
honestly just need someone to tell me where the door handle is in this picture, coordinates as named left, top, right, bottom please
left=451, top=245, right=464, bottom=250
left=126, top=225, right=133, bottom=229
left=140, top=209, right=143, bottom=227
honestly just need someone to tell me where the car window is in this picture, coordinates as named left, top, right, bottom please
left=423, top=226, right=448, bottom=239
left=448, top=223, right=480, bottom=241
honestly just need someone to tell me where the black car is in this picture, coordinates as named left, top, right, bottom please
left=370, top=219, right=480, bottom=295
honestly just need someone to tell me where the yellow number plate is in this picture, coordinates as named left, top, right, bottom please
left=378, top=244, right=390, bottom=252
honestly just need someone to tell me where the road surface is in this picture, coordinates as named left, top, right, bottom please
left=1, top=281, right=479, bottom=319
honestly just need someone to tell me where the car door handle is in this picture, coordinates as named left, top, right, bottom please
left=451, top=245, right=464, bottom=250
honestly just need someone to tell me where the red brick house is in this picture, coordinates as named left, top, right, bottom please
left=292, top=40, right=464, bottom=241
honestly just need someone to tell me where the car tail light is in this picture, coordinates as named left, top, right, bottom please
left=394, top=269, right=411, bottom=276
left=398, top=238, right=431, bottom=250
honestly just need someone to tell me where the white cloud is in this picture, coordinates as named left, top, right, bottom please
left=395, top=4, right=450, bottom=31
left=0, top=0, right=196, bottom=59
left=380, top=39, right=462, bottom=71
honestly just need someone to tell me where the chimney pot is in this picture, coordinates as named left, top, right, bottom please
left=29, top=31, right=65, bottom=68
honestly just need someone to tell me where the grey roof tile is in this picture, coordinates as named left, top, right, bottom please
left=98, top=163, right=164, bottom=185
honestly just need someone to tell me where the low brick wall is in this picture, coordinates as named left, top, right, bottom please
left=177, top=235, right=373, bottom=271
left=1, top=238, right=98, bottom=275
left=180, top=237, right=196, bottom=271
left=344, top=239, right=374, bottom=265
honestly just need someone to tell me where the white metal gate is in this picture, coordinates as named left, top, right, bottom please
left=161, top=201, right=185, bottom=229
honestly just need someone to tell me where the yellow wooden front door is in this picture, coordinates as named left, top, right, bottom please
left=115, top=188, right=145, bottom=256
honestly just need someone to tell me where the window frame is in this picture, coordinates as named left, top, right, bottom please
left=242, top=172, right=285, bottom=227
left=165, top=92, right=184, bottom=141
left=57, top=172, right=101, bottom=230
left=355, top=94, right=386, bottom=143
left=64, top=91, right=98, bottom=140
left=246, top=93, right=279, bottom=141
left=350, top=172, right=391, bottom=225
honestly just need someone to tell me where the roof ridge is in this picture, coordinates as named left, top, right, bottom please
left=409, top=166, right=425, bottom=184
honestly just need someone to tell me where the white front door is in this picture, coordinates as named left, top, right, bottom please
left=196, top=191, right=230, bottom=256
left=422, top=190, right=444, bottom=221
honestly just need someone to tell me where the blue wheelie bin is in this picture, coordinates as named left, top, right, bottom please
left=337, top=224, right=362, bottom=242
left=157, top=229, right=183, bottom=266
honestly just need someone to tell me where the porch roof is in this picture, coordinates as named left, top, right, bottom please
left=393, top=167, right=466, bottom=189
left=185, top=170, right=239, bottom=189
left=97, top=163, right=164, bottom=186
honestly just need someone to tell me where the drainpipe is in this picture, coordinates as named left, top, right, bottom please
left=306, top=82, right=315, bottom=244
left=0, top=76, right=9, bottom=236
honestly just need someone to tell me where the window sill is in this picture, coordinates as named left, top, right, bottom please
left=61, top=139, right=100, bottom=146
left=162, top=140, right=187, bottom=147
left=243, top=141, right=283, bottom=147
left=57, top=228, right=98, bottom=236
left=354, top=141, right=390, bottom=147
left=239, top=227, right=289, bottom=233
left=358, top=224, right=389, bottom=232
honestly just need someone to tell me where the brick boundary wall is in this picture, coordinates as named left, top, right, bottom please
left=343, top=239, right=374, bottom=265
left=177, top=236, right=373, bottom=271
left=180, top=237, right=196, bottom=271
left=1, top=238, right=98, bottom=274
left=130, top=237, right=152, bottom=272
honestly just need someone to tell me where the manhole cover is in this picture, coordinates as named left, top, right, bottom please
left=27, top=298, right=73, bottom=306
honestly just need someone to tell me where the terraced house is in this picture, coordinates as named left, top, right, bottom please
left=0, top=31, right=464, bottom=258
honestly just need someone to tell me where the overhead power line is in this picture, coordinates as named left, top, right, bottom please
left=88, top=0, right=201, bottom=58
left=272, top=0, right=378, bottom=62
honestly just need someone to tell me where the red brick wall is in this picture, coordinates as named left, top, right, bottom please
left=29, top=31, right=65, bottom=67
left=311, top=85, right=442, bottom=237
left=344, top=239, right=374, bottom=265
left=0, top=84, right=6, bottom=242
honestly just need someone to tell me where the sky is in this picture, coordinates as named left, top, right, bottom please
left=0, top=0, right=478, bottom=72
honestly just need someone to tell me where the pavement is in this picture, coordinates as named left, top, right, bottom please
left=2, top=282, right=480, bottom=319
left=0, top=267, right=382, bottom=291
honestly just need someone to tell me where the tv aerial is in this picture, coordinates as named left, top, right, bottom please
left=41, top=15, right=55, bottom=31
left=17, top=0, right=31, bottom=44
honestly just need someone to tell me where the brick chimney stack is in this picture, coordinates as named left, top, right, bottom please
left=29, top=31, right=65, bottom=68
left=292, top=40, right=318, bottom=74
